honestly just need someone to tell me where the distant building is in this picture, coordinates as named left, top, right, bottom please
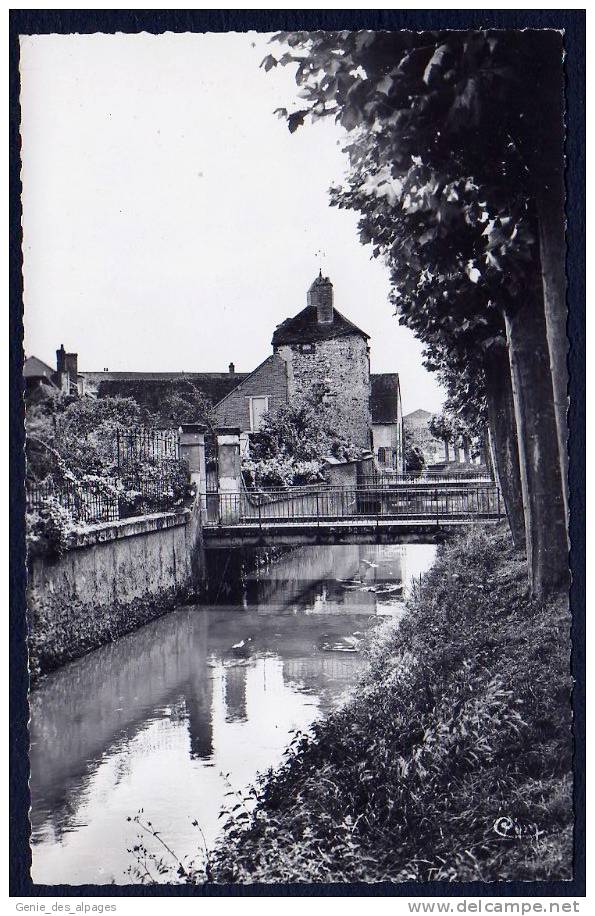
left=370, top=374, right=403, bottom=471
left=403, top=408, right=445, bottom=467
left=40, top=274, right=405, bottom=472
left=212, top=273, right=404, bottom=469
left=24, top=345, right=87, bottom=400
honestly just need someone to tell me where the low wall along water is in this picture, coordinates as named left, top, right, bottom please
left=27, top=505, right=205, bottom=678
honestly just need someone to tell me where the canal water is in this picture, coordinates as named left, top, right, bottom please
left=30, top=542, right=436, bottom=885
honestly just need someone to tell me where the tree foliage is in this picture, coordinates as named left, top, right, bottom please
left=146, top=379, right=214, bottom=428
left=242, top=390, right=365, bottom=488
left=265, top=29, right=548, bottom=429
left=403, top=429, right=425, bottom=475
left=26, top=394, right=145, bottom=483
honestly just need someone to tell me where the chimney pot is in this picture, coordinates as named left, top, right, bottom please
left=229, top=362, right=235, bottom=374
left=307, top=274, right=334, bottom=324
left=56, top=344, right=66, bottom=372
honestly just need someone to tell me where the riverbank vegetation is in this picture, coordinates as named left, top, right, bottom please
left=126, top=524, right=572, bottom=884
left=204, top=525, right=571, bottom=883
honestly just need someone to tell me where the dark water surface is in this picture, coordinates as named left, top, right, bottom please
left=30, top=543, right=436, bottom=884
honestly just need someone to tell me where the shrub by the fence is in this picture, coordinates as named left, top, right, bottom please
left=26, top=458, right=190, bottom=559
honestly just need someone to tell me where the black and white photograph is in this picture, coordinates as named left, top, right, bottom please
left=10, top=9, right=584, bottom=898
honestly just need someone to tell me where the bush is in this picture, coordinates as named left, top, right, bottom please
left=26, top=499, right=82, bottom=560
left=26, top=391, right=191, bottom=555
left=404, top=430, right=425, bottom=475
left=242, top=456, right=325, bottom=489
left=242, top=393, right=366, bottom=488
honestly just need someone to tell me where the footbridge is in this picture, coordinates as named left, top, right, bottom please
left=202, top=483, right=505, bottom=548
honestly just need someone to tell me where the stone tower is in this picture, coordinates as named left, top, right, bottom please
left=272, top=274, right=372, bottom=450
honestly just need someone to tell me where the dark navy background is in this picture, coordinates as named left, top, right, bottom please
left=9, top=8, right=585, bottom=899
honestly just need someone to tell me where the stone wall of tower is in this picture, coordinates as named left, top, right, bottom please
left=277, top=335, right=372, bottom=449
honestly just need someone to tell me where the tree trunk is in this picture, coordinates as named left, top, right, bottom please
left=504, top=301, right=569, bottom=596
left=482, top=436, right=493, bottom=476
left=535, top=179, right=569, bottom=527
left=462, top=439, right=471, bottom=464
left=453, top=444, right=461, bottom=463
left=484, top=347, right=526, bottom=549
left=523, top=30, right=569, bottom=527
left=486, top=426, right=498, bottom=480
left=443, top=439, right=450, bottom=463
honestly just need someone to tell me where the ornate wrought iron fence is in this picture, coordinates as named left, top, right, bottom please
left=27, top=427, right=189, bottom=526
left=116, top=427, right=180, bottom=465
left=26, top=478, right=120, bottom=524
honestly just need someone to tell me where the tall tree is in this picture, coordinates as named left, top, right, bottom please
left=334, top=147, right=527, bottom=546
left=266, top=28, right=568, bottom=593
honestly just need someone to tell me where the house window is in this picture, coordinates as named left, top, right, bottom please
left=299, top=343, right=315, bottom=353
left=248, top=396, right=269, bottom=431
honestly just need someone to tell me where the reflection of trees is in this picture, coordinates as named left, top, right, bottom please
left=29, top=609, right=214, bottom=838
left=282, top=655, right=365, bottom=711
left=185, top=675, right=214, bottom=760
left=247, top=545, right=362, bottom=611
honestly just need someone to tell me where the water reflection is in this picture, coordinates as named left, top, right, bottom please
left=243, top=543, right=414, bottom=615
left=30, top=543, right=436, bottom=885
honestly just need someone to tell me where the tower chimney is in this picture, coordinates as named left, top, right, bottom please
left=308, top=271, right=334, bottom=324
left=56, top=344, right=78, bottom=392
left=229, top=362, right=235, bottom=374
left=56, top=344, right=66, bottom=373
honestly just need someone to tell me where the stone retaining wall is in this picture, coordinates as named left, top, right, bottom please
left=27, top=505, right=205, bottom=679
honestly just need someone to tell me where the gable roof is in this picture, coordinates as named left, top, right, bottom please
left=211, top=353, right=286, bottom=412
left=272, top=305, right=369, bottom=347
left=24, top=355, right=56, bottom=381
left=81, top=371, right=247, bottom=406
left=404, top=408, right=433, bottom=421
left=370, top=373, right=401, bottom=424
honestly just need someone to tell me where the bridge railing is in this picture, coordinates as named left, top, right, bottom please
left=204, top=484, right=504, bottom=527
left=358, top=471, right=493, bottom=488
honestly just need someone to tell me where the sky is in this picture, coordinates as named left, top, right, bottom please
left=19, top=32, right=445, bottom=415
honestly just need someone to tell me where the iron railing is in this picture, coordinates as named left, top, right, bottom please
left=116, top=427, right=180, bottom=465
left=26, top=478, right=120, bottom=524
left=203, top=484, right=504, bottom=527
left=27, top=426, right=189, bottom=529
left=26, top=470, right=189, bottom=525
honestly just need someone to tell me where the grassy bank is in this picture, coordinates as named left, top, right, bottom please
left=207, top=525, right=572, bottom=883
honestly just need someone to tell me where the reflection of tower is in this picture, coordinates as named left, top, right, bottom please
left=185, top=612, right=214, bottom=760
left=185, top=673, right=214, bottom=760
left=223, top=664, right=248, bottom=723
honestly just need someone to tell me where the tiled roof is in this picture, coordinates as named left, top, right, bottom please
left=370, top=373, right=401, bottom=424
left=82, top=372, right=247, bottom=407
left=272, top=305, right=369, bottom=347
left=403, top=408, right=433, bottom=421
left=23, top=356, right=56, bottom=380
